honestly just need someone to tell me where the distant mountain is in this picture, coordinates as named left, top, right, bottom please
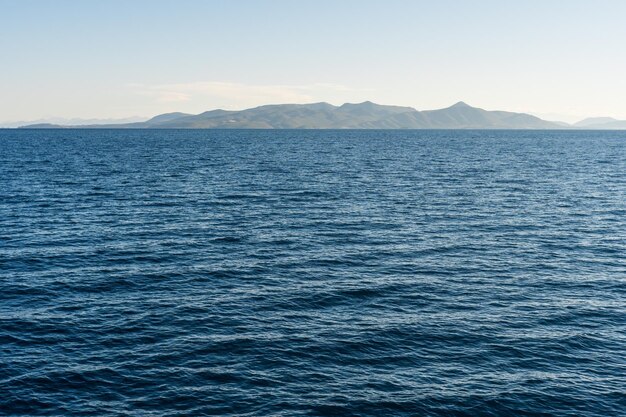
left=143, top=112, right=193, bottom=125
left=574, top=117, right=619, bottom=127
left=2, top=116, right=146, bottom=128
left=419, top=101, right=560, bottom=129
left=574, top=117, right=626, bottom=129
left=17, top=123, right=64, bottom=129
left=18, top=101, right=566, bottom=129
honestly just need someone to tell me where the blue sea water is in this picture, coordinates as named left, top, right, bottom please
left=1, top=129, right=625, bottom=416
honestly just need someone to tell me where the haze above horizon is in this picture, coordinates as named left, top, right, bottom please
left=2, top=0, right=626, bottom=123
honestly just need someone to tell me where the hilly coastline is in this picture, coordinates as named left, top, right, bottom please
left=19, top=101, right=566, bottom=130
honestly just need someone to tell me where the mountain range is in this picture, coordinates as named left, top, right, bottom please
left=0, top=116, right=144, bottom=129
left=15, top=101, right=626, bottom=129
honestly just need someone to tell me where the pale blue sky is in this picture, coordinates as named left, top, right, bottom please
left=2, top=0, right=626, bottom=122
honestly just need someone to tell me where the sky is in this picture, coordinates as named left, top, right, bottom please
left=2, top=0, right=626, bottom=124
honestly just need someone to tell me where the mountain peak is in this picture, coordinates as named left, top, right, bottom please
left=450, top=101, right=472, bottom=108
left=340, top=101, right=377, bottom=108
left=574, top=117, right=619, bottom=127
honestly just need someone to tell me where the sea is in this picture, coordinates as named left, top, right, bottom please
left=1, top=129, right=625, bottom=416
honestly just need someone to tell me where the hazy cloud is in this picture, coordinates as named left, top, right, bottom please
left=129, top=81, right=371, bottom=110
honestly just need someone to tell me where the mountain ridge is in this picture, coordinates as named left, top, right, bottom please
left=15, top=101, right=605, bottom=129
left=573, top=117, right=626, bottom=129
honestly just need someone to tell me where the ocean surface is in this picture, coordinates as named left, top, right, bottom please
left=1, top=129, right=625, bottom=416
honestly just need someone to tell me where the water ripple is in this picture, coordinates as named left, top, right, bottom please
left=1, top=129, right=625, bottom=416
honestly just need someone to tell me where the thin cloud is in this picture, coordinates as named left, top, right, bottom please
left=128, top=81, right=372, bottom=109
